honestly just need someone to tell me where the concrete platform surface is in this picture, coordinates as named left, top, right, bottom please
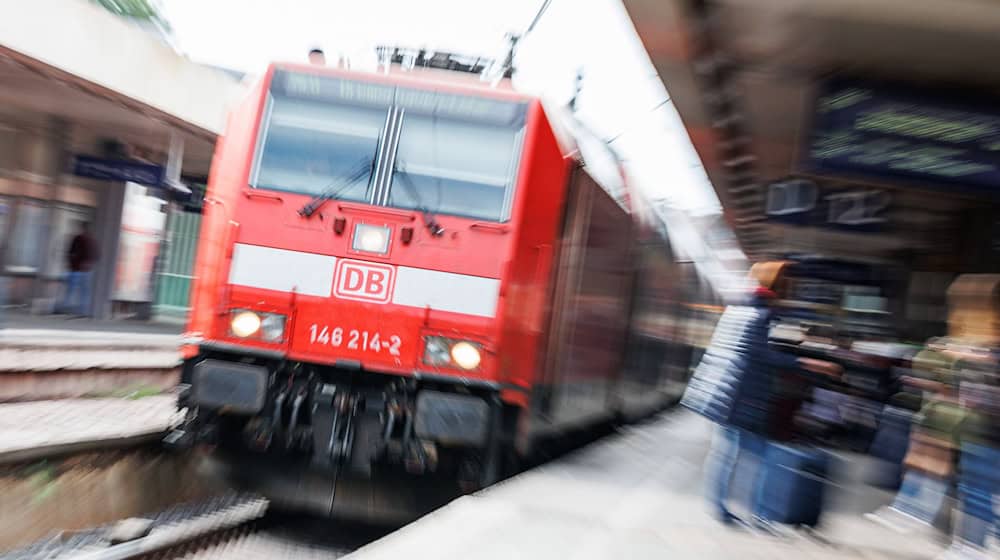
left=0, top=328, right=183, bottom=400
left=0, top=315, right=184, bottom=401
left=349, top=411, right=952, bottom=560
left=0, top=311, right=183, bottom=337
left=0, top=329, right=182, bottom=349
left=0, top=346, right=181, bottom=372
left=0, top=326, right=182, bottom=378
left=0, top=396, right=181, bottom=463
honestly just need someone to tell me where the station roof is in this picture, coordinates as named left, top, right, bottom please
left=622, top=0, right=1000, bottom=262
left=0, top=0, right=246, bottom=176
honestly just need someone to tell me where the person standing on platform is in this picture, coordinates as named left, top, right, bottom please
left=682, top=261, right=841, bottom=526
left=866, top=347, right=966, bottom=535
left=939, top=352, right=999, bottom=559
left=57, top=221, right=99, bottom=317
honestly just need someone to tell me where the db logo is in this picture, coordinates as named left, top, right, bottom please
left=333, top=259, right=395, bottom=304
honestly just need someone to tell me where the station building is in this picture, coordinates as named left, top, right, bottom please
left=0, top=0, right=244, bottom=321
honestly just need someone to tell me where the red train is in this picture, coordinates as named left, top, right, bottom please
left=173, top=51, right=706, bottom=519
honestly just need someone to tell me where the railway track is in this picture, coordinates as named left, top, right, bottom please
left=133, top=525, right=357, bottom=560
left=4, top=493, right=267, bottom=560
left=5, top=491, right=391, bottom=560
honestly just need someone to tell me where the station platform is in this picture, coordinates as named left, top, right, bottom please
left=0, top=310, right=182, bottom=337
left=0, top=313, right=182, bottom=401
left=349, top=410, right=954, bottom=560
left=0, top=396, right=181, bottom=465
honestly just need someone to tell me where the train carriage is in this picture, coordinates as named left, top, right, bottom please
left=173, top=52, right=703, bottom=519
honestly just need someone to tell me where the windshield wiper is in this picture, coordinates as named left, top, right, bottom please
left=298, top=158, right=374, bottom=218
left=394, top=161, right=444, bottom=236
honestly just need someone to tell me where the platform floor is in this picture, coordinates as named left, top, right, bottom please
left=0, top=314, right=183, bottom=403
left=0, top=396, right=181, bottom=464
left=0, top=310, right=182, bottom=335
left=349, top=410, right=957, bottom=559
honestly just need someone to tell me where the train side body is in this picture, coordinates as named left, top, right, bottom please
left=532, top=167, right=633, bottom=439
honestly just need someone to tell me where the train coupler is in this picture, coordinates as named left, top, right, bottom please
left=163, top=389, right=206, bottom=451
left=163, top=414, right=217, bottom=451
left=310, top=383, right=376, bottom=472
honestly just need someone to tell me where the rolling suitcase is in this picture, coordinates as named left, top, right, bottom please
left=867, top=405, right=914, bottom=489
left=756, top=443, right=831, bottom=527
left=958, top=443, right=1000, bottom=524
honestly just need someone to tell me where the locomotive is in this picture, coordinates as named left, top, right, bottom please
left=171, top=50, right=706, bottom=520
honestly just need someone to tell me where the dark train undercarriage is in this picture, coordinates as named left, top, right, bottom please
left=166, top=346, right=514, bottom=501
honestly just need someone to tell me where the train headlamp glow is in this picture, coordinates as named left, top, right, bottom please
left=259, top=313, right=287, bottom=342
left=424, top=337, right=452, bottom=366
left=450, top=341, right=482, bottom=370
left=230, top=311, right=261, bottom=338
left=353, top=224, right=390, bottom=254
left=423, top=336, right=482, bottom=370
left=229, top=310, right=287, bottom=342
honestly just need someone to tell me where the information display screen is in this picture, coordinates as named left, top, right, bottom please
left=807, top=79, right=1000, bottom=191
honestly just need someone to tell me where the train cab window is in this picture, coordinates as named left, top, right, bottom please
left=252, top=76, right=390, bottom=199
left=253, top=70, right=527, bottom=220
left=388, top=91, right=527, bottom=222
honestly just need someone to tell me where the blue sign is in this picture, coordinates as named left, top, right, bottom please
left=73, top=156, right=164, bottom=187
left=807, top=79, right=1000, bottom=192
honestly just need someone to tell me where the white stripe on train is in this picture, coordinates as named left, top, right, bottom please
left=227, top=243, right=500, bottom=318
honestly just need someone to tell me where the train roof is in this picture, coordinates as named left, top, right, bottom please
left=266, top=62, right=536, bottom=104
left=544, top=102, right=631, bottom=202
left=263, top=61, right=625, bottom=194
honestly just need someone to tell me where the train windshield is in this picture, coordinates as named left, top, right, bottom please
left=388, top=89, right=527, bottom=222
left=252, top=74, right=390, bottom=200
left=253, top=70, right=528, bottom=221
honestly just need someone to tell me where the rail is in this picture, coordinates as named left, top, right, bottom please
left=11, top=494, right=270, bottom=560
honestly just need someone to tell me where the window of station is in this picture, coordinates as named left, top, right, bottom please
left=4, top=199, right=47, bottom=274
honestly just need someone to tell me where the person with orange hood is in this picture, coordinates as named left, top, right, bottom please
left=683, top=261, right=840, bottom=525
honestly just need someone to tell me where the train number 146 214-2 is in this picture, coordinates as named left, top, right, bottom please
left=307, top=324, right=402, bottom=356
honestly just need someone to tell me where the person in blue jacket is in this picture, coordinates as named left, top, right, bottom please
left=682, top=261, right=840, bottom=525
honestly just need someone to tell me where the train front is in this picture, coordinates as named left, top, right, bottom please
left=172, top=64, right=541, bottom=516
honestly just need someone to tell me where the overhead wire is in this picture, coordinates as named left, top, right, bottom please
left=604, top=97, right=672, bottom=145
left=525, top=0, right=553, bottom=35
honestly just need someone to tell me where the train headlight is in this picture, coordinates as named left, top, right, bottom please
left=230, top=310, right=261, bottom=338
left=423, top=336, right=482, bottom=370
left=423, top=336, right=452, bottom=366
left=450, top=341, right=482, bottom=370
left=229, top=310, right=286, bottom=342
left=353, top=223, right=391, bottom=254
left=260, top=313, right=287, bottom=342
